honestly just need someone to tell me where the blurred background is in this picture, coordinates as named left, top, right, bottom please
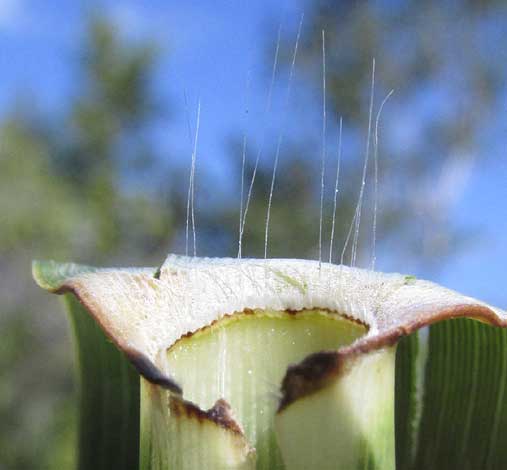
left=1, top=0, right=506, bottom=468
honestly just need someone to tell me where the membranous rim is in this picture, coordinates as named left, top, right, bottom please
left=33, top=256, right=507, bottom=418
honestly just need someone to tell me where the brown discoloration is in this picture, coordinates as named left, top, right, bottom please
left=397, top=303, right=506, bottom=332
left=345, top=303, right=506, bottom=358
left=278, top=303, right=504, bottom=411
left=56, top=282, right=121, bottom=351
left=58, top=280, right=365, bottom=395
left=279, top=351, right=343, bottom=411
left=169, top=396, right=244, bottom=436
left=56, top=281, right=184, bottom=394
left=56, top=277, right=505, bottom=413
left=169, top=307, right=368, bottom=352
left=125, top=347, right=182, bottom=394
left=284, top=308, right=370, bottom=329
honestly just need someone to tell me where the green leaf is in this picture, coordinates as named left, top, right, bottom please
left=396, top=318, right=507, bottom=470
left=32, top=259, right=98, bottom=291
left=53, top=292, right=140, bottom=470
left=34, top=260, right=141, bottom=469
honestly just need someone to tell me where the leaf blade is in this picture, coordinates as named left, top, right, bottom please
left=397, top=318, right=507, bottom=470
left=63, top=293, right=140, bottom=470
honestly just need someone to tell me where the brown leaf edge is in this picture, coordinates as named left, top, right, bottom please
left=279, top=303, right=505, bottom=411
left=33, top=261, right=505, bottom=429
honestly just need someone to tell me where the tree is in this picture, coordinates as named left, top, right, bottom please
left=267, top=0, right=505, bottom=272
left=0, top=17, right=178, bottom=469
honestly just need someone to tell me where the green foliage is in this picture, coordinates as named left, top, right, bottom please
left=65, top=295, right=140, bottom=470
left=285, top=0, right=505, bottom=265
left=396, top=319, right=507, bottom=469
left=0, top=17, right=174, bottom=469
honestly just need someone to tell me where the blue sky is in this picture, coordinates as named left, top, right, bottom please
left=1, top=0, right=506, bottom=307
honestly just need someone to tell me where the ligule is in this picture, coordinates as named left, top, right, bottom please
left=32, top=258, right=507, bottom=469
left=63, top=295, right=140, bottom=470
